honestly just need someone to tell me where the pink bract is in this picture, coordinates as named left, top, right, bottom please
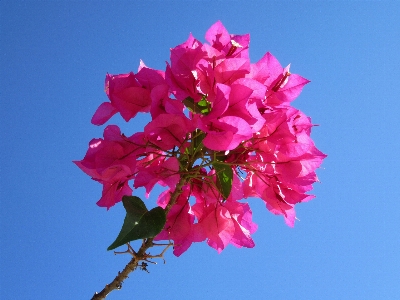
left=76, top=20, right=326, bottom=255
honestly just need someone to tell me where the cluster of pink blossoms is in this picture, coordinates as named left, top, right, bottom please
left=75, top=21, right=326, bottom=256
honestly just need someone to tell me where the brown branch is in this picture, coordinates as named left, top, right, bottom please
left=91, top=176, right=188, bottom=299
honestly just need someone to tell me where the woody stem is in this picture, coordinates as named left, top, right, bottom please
left=91, top=176, right=187, bottom=300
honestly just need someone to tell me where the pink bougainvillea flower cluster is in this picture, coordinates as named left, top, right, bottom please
left=75, top=21, right=326, bottom=256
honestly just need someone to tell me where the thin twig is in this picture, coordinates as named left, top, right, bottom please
left=91, top=177, right=187, bottom=299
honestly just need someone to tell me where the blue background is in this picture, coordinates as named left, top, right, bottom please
left=1, top=1, right=399, bottom=299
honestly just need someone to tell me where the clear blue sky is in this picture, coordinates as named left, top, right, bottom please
left=1, top=1, right=399, bottom=299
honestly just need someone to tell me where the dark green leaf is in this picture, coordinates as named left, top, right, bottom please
left=193, top=131, right=205, bottom=152
left=212, top=161, right=233, bottom=200
left=122, top=196, right=148, bottom=222
left=183, top=97, right=196, bottom=112
left=107, top=196, right=166, bottom=250
left=182, top=96, right=210, bottom=115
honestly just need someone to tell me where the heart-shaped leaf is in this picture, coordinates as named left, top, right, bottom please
left=107, top=196, right=166, bottom=250
left=212, top=161, right=233, bottom=200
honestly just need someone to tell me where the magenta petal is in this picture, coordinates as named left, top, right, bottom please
left=203, top=83, right=230, bottom=121
left=156, top=189, right=171, bottom=209
left=105, top=72, right=154, bottom=120
left=113, top=87, right=151, bottom=121
left=73, top=138, right=103, bottom=178
left=150, top=84, right=180, bottom=119
left=102, top=125, right=122, bottom=141
left=135, top=64, right=165, bottom=90
left=154, top=187, right=202, bottom=257
left=278, top=74, right=310, bottom=102
left=215, top=58, right=250, bottom=84
left=200, top=205, right=235, bottom=253
left=159, top=157, right=180, bottom=190
left=144, top=114, right=194, bottom=150
left=261, top=52, right=284, bottom=86
left=224, top=201, right=257, bottom=248
left=91, top=102, right=118, bottom=125
left=283, top=208, right=296, bottom=227
left=134, top=157, right=180, bottom=197
left=230, top=34, right=250, bottom=58
left=202, top=116, right=252, bottom=151
left=167, top=33, right=204, bottom=101
left=96, top=180, right=132, bottom=210
left=205, top=21, right=231, bottom=51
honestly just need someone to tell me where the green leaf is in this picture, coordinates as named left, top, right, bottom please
left=183, top=97, right=196, bottom=112
left=212, top=161, right=233, bottom=200
left=182, top=96, right=210, bottom=115
left=193, top=131, right=205, bottom=152
left=107, top=196, right=166, bottom=250
left=197, top=96, right=210, bottom=114
left=122, top=196, right=148, bottom=221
